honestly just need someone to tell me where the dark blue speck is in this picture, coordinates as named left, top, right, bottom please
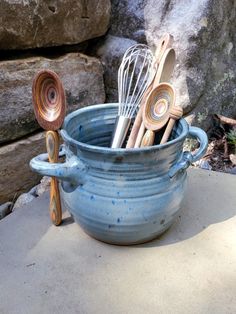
left=112, top=200, right=115, bottom=205
left=79, top=125, right=83, bottom=131
left=117, top=218, right=120, bottom=223
left=90, top=195, right=95, bottom=200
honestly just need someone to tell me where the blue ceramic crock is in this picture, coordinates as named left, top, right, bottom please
left=30, top=103, right=208, bottom=245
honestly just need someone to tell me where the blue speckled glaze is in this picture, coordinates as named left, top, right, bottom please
left=30, top=103, right=208, bottom=245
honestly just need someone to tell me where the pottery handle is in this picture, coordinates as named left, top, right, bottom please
left=168, top=126, right=208, bottom=178
left=30, top=145, right=87, bottom=185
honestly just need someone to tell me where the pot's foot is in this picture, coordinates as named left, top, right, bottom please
left=76, top=221, right=173, bottom=246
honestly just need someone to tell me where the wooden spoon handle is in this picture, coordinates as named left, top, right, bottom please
left=141, top=129, right=155, bottom=147
left=126, top=105, right=143, bottom=148
left=126, top=83, right=153, bottom=148
left=49, top=177, right=62, bottom=226
left=160, top=118, right=175, bottom=144
left=160, top=106, right=183, bottom=144
left=134, top=122, right=146, bottom=148
left=46, top=130, right=62, bottom=226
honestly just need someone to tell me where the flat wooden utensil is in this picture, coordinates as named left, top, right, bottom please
left=32, top=70, right=66, bottom=226
left=126, top=33, right=174, bottom=148
left=134, top=47, right=176, bottom=148
left=141, top=83, right=175, bottom=147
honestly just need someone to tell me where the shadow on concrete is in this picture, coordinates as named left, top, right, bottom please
left=60, top=215, right=74, bottom=226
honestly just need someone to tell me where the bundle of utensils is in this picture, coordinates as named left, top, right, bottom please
left=111, top=34, right=183, bottom=149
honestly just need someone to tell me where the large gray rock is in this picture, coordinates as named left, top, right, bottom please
left=0, top=53, right=105, bottom=144
left=110, top=1, right=146, bottom=43
left=0, top=202, right=13, bottom=220
left=0, top=0, right=111, bottom=50
left=144, top=0, right=236, bottom=130
left=93, top=35, right=137, bottom=102
left=13, top=193, right=36, bottom=211
left=97, top=0, right=236, bottom=130
left=0, top=132, right=46, bottom=204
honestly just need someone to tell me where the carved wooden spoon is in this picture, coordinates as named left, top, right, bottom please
left=32, top=70, right=66, bottom=226
left=133, top=47, right=176, bottom=148
left=141, top=83, right=175, bottom=147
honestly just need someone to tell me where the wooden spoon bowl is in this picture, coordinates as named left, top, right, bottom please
left=32, top=70, right=66, bottom=130
left=141, top=83, right=175, bottom=147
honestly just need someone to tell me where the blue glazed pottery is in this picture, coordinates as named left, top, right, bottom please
left=30, top=103, right=208, bottom=245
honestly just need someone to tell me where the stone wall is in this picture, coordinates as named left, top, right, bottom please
left=0, top=0, right=110, bottom=50
left=0, top=53, right=105, bottom=144
left=92, top=0, right=236, bottom=129
left=0, top=0, right=111, bottom=204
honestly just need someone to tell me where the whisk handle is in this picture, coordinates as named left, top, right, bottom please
left=111, top=116, right=131, bottom=148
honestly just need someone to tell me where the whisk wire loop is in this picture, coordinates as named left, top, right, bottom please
left=118, top=45, right=155, bottom=118
left=111, top=44, right=155, bottom=148
left=126, top=49, right=148, bottom=118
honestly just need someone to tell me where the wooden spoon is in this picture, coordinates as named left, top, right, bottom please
left=135, top=47, right=176, bottom=148
left=141, top=83, right=175, bottom=147
left=32, top=70, right=66, bottom=226
left=160, top=105, right=183, bottom=144
left=126, top=34, right=174, bottom=148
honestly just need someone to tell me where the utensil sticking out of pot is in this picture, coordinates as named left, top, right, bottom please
left=111, top=44, right=156, bottom=148
left=133, top=47, right=176, bottom=148
left=126, top=34, right=175, bottom=148
left=141, top=83, right=175, bottom=147
left=32, top=70, right=66, bottom=226
left=160, top=106, right=183, bottom=144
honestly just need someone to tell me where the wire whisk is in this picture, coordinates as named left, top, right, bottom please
left=111, top=44, right=156, bottom=148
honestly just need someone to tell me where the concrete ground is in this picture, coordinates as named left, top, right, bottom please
left=0, top=168, right=236, bottom=314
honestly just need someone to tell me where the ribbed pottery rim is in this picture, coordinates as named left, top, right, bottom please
left=61, top=103, right=189, bottom=154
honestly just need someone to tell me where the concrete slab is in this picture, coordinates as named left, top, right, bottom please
left=0, top=168, right=236, bottom=314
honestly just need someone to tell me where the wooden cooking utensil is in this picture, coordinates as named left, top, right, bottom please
left=134, top=47, right=176, bottom=148
left=126, top=34, right=174, bottom=148
left=32, top=70, right=66, bottom=226
left=141, top=83, right=175, bottom=147
left=160, top=105, right=183, bottom=144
